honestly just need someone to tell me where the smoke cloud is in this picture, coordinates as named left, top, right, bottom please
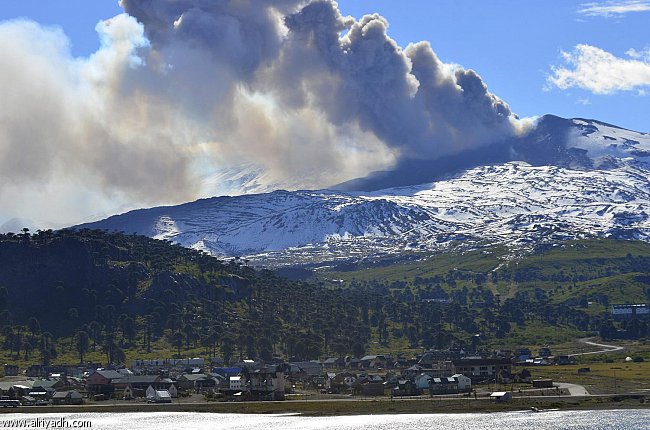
left=0, top=0, right=529, bottom=227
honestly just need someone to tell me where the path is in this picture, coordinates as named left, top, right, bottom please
left=569, top=337, right=623, bottom=357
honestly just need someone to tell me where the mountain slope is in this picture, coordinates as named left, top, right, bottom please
left=77, top=116, right=650, bottom=266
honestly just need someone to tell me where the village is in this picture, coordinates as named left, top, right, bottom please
left=0, top=347, right=578, bottom=407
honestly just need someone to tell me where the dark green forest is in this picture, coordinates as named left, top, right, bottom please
left=0, top=230, right=648, bottom=367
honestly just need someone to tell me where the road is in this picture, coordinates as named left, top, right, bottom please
left=554, top=382, right=589, bottom=396
left=569, top=337, right=624, bottom=357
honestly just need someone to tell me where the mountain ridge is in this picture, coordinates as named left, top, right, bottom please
left=76, top=115, right=650, bottom=266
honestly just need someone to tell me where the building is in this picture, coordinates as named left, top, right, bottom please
left=146, top=386, right=172, bottom=403
left=452, top=373, right=472, bottom=392
left=490, top=391, right=512, bottom=402
left=555, top=355, right=577, bottom=365
left=415, top=374, right=432, bottom=390
left=288, top=361, right=323, bottom=381
left=51, top=390, right=83, bottom=405
left=131, top=358, right=205, bottom=370
left=532, top=378, right=553, bottom=388
left=228, top=376, right=243, bottom=391
left=611, top=304, right=649, bottom=320
left=249, top=365, right=286, bottom=400
left=177, top=374, right=216, bottom=391
left=3, top=365, right=19, bottom=377
left=86, top=370, right=124, bottom=396
left=429, top=377, right=459, bottom=394
left=452, top=358, right=512, bottom=382
left=111, top=375, right=164, bottom=392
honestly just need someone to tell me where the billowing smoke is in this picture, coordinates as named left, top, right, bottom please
left=0, top=0, right=529, bottom=227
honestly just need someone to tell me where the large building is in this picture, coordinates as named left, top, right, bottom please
left=611, top=304, right=649, bottom=320
left=452, top=358, right=512, bottom=382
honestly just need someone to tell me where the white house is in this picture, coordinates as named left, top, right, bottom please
left=146, top=386, right=172, bottom=403
left=229, top=376, right=243, bottom=391
left=153, top=390, right=172, bottom=403
left=168, top=384, right=178, bottom=398
left=146, top=385, right=156, bottom=399
left=452, top=373, right=472, bottom=392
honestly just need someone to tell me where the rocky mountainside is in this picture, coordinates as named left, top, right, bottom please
left=77, top=115, right=650, bottom=266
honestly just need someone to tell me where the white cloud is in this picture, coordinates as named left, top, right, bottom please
left=626, top=47, right=650, bottom=60
left=578, top=0, right=650, bottom=17
left=548, top=44, right=650, bottom=95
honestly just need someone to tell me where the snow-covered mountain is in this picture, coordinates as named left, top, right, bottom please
left=77, top=115, right=650, bottom=266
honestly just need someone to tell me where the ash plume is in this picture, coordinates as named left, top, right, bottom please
left=0, top=0, right=530, bottom=227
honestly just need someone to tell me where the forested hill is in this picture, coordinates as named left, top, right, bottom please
left=0, top=229, right=382, bottom=364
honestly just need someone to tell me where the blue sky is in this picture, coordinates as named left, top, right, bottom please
left=1, top=0, right=648, bottom=131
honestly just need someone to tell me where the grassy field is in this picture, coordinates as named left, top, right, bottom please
left=533, top=361, right=650, bottom=395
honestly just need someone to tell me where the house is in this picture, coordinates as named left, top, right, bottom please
left=4, top=384, right=33, bottom=399
left=346, top=358, right=360, bottom=369
left=360, top=381, right=385, bottom=396
left=228, top=376, right=243, bottom=392
left=212, top=367, right=243, bottom=378
left=452, top=373, right=472, bottom=392
left=403, top=365, right=424, bottom=378
left=611, top=304, right=649, bottom=321
left=51, top=390, right=83, bottom=405
left=210, top=357, right=224, bottom=366
left=145, top=385, right=156, bottom=399
left=111, top=375, right=163, bottom=392
left=288, top=361, right=322, bottom=381
left=452, top=358, right=512, bottom=382
left=326, top=372, right=356, bottom=394
left=417, top=360, right=455, bottom=377
left=322, top=357, right=344, bottom=369
left=393, top=379, right=419, bottom=397
left=532, top=378, right=553, bottom=389
left=132, top=357, right=205, bottom=370
left=249, top=365, right=286, bottom=400
left=517, top=348, right=532, bottom=362
left=32, top=379, right=66, bottom=391
left=168, top=384, right=178, bottom=398
left=177, top=374, right=216, bottom=391
left=147, top=388, right=172, bottom=403
left=359, top=355, right=387, bottom=369
left=555, top=355, right=577, bottom=365
left=429, top=377, right=459, bottom=394
left=86, top=370, right=123, bottom=396
left=31, top=379, right=66, bottom=398
left=3, top=364, right=19, bottom=377
left=25, top=365, right=48, bottom=378
left=490, top=391, right=512, bottom=402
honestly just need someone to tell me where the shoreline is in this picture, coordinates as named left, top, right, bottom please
left=1, top=396, right=648, bottom=416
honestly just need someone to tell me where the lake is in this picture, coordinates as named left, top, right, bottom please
left=3, top=410, right=649, bottom=429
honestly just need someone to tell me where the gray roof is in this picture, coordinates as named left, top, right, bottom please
left=112, top=375, right=161, bottom=384
left=32, top=380, right=59, bottom=389
left=179, top=374, right=211, bottom=381
left=94, top=370, right=124, bottom=380
left=52, top=390, right=81, bottom=399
